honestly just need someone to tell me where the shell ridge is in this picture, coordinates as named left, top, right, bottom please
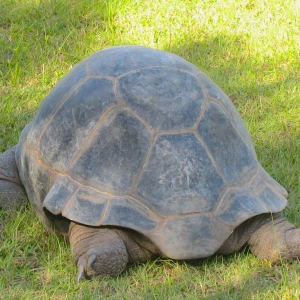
left=113, top=77, right=124, bottom=105
left=128, top=133, right=156, bottom=195
left=97, top=197, right=112, bottom=225
left=61, top=184, right=81, bottom=215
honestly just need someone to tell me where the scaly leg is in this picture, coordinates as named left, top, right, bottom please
left=248, top=215, right=300, bottom=263
left=68, top=222, right=129, bottom=281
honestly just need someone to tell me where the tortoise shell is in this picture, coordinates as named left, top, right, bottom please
left=16, top=46, right=287, bottom=259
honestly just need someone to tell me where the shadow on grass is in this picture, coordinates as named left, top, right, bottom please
left=169, top=38, right=297, bottom=106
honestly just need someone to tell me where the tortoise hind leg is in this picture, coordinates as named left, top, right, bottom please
left=248, top=214, right=300, bottom=263
left=216, top=213, right=300, bottom=263
left=68, top=222, right=129, bottom=281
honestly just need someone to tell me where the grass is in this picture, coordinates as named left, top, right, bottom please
left=0, top=0, right=299, bottom=298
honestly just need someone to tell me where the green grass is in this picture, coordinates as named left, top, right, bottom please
left=0, top=0, right=299, bottom=298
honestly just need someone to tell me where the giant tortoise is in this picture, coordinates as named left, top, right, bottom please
left=1, top=46, right=299, bottom=281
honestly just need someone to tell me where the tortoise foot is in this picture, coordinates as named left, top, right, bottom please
left=69, top=222, right=129, bottom=281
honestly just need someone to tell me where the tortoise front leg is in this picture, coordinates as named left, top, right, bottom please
left=68, top=222, right=129, bottom=281
left=0, top=147, right=27, bottom=210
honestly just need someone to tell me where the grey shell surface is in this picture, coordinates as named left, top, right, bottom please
left=16, top=46, right=287, bottom=259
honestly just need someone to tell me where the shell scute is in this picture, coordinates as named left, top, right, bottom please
left=196, top=71, right=254, bottom=149
left=133, top=133, right=227, bottom=216
left=214, top=189, right=268, bottom=226
left=198, top=102, right=258, bottom=186
left=26, top=62, right=88, bottom=149
left=101, top=197, right=158, bottom=233
left=43, top=176, right=79, bottom=215
left=257, top=186, right=287, bottom=212
left=69, top=109, right=152, bottom=195
left=118, top=67, right=204, bottom=131
left=39, top=77, right=118, bottom=171
left=149, top=214, right=232, bottom=259
left=60, top=186, right=110, bottom=225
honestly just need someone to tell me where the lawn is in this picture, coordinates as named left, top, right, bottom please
left=0, top=0, right=299, bottom=299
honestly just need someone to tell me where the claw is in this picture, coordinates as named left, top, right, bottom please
left=87, top=253, right=97, bottom=267
left=76, top=252, right=98, bottom=282
left=77, top=264, right=85, bottom=283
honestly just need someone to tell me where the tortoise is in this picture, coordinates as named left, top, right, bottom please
left=1, top=46, right=299, bottom=281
